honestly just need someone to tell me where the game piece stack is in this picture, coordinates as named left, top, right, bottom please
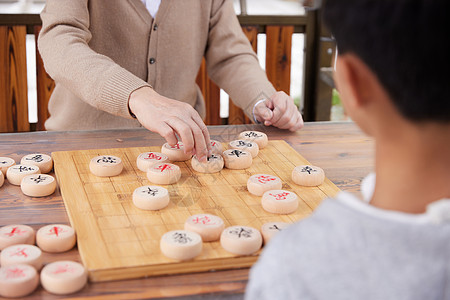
left=0, top=154, right=57, bottom=197
left=0, top=223, right=86, bottom=298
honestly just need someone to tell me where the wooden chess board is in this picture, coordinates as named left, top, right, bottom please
left=52, top=140, right=340, bottom=282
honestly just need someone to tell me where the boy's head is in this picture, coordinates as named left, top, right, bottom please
left=323, top=0, right=450, bottom=127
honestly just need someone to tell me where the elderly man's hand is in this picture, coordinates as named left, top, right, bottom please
left=253, top=91, right=304, bottom=131
left=129, top=86, right=211, bottom=162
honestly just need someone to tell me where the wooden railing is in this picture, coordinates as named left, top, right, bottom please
left=0, top=11, right=321, bottom=133
left=198, top=12, right=322, bottom=125
left=1, top=14, right=46, bottom=132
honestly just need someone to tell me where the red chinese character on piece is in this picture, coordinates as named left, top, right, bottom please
left=147, top=153, right=162, bottom=160
left=257, top=175, right=276, bottom=184
left=156, top=164, right=172, bottom=172
left=192, top=215, right=216, bottom=225
left=269, top=192, right=290, bottom=201
left=171, top=143, right=181, bottom=149
left=10, top=248, right=28, bottom=258
left=48, top=226, right=64, bottom=237
left=52, top=264, right=75, bottom=275
left=4, top=227, right=26, bottom=237
left=211, top=141, right=216, bottom=146
left=6, top=267, right=26, bottom=279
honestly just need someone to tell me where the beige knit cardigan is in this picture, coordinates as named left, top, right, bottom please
left=38, top=0, right=276, bottom=131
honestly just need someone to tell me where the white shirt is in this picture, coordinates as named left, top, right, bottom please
left=141, top=0, right=161, bottom=18
left=247, top=173, right=450, bottom=300
left=342, top=172, right=450, bottom=224
left=141, top=0, right=264, bottom=122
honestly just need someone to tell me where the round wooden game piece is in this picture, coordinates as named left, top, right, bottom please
left=261, top=190, right=299, bottom=214
left=191, top=154, right=224, bottom=174
left=0, top=170, right=3, bottom=188
left=260, top=222, right=290, bottom=244
left=228, top=140, right=259, bottom=158
left=0, top=264, right=39, bottom=298
left=184, top=214, right=225, bottom=242
left=6, top=164, right=40, bottom=186
left=292, top=165, right=325, bottom=186
left=222, top=149, right=252, bottom=170
left=247, top=174, right=282, bottom=196
left=160, top=230, right=203, bottom=261
left=0, top=225, right=35, bottom=250
left=89, top=155, right=123, bottom=177
left=40, top=261, right=88, bottom=295
left=36, top=224, right=76, bottom=253
left=0, top=244, right=43, bottom=270
left=220, top=225, right=262, bottom=256
left=210, top=140, right=224, bottom=155
left=20, top=153, right=53, bottom=173
left=136, top=151, right=169, bottom=172
left=0, top=157, right=15, bottom=176
left=133, top=185, right=170, bottom=210
left=20, top=174, right=57, bottom=197
left=147, top=163, right=181, bottom=185
left=238, top=131, right=268, bottom=149
left=161, top=142, right=192, bottom=162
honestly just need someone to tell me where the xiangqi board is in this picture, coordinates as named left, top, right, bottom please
left=51, top=140, right=340, bottom=282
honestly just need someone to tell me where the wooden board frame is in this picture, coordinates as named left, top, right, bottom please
left=52, top=140, right=340, bottom=282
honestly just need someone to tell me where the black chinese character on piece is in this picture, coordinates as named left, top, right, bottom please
left=144, top=187, right=158, bottom=196
left=26, top=154, right=43, bottom=163
left=172, top=232, right=192, bottom=244
left=230, top=227, right=252, bottom=238
left=207, top=155, right=218, bottom=161
left=229, top=150, right=244, bottom=157
left=245, top=132, right=259, bottom=138
left=301, top=166, right=316, bottom=174
left=31, top=175, right=46, bottom=184
left=98, top=156, right=116, bottom=164
left=18, top=166, right=31, bottom=172
left=269, top=225, right=282, bottom=231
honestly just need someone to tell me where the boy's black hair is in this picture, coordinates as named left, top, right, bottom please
left=323, top=0, right=450, bottom=122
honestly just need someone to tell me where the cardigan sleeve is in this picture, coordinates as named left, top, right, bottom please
left=205, top=0, right=277, bottom=119
left=38, top=0, right=150, bottom=119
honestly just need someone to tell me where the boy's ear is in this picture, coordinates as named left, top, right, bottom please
left=335, top=53, right=374, bottom=110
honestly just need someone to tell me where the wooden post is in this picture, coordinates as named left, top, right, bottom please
left=196, top=59, right=221, bottom=125
left=316, top=34, right=335, bottom=121
left=206, top=79, right=221, bottom=125
left=303, top=8, right=321, bottom=121
left=0, top=25, right=29, bottom=133
left=34, top=25, right=55, bottom=131
left=265, top=25, right=293, bottom=94
left=228, top=26, right=257, bottom=125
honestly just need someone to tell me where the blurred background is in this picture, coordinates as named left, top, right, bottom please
left=0, top=0, right=347, bottom=133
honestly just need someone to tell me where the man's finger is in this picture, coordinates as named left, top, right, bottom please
left=191, top=113, right=212, bottom=153
left=255, top=100, right=274, bottom=123
left=268, top=105, right=284, bottom=125
left=165, top=117, right=195, bottom=155
left=262, top=107, right=273, bottom=121
left=274, top=107, right=295, bottom=129
left=159, top=122, right=179, bottom=146
left=185, top=118, right=208, bottom=162
left=265, top=98, right=274, bottom=110
left=289, top=112, right=304, bottom=132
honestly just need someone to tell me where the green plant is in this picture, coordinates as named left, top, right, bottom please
left=332, top=89, right=341, bottom=106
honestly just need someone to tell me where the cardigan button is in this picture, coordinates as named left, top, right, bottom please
left=149, top=57, right=156, bottom=64
left=153, top=24, right=158, bottom=31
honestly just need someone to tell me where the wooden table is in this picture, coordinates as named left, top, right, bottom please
left=0, top=122, right=374, bottom=299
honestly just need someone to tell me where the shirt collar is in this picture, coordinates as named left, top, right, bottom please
left=336, top=173, right=450, bottom=224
